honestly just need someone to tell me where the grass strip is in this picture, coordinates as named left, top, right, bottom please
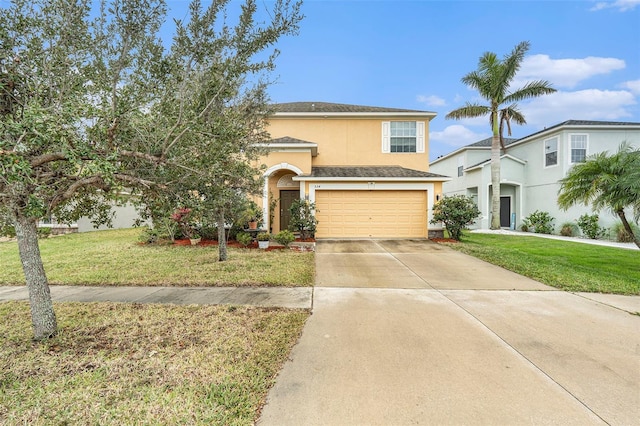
left=0, top=301, right=309, bottom=425
left=0, top=229, right=314, bottom=287
left=448, top=233, right=639, bottom=295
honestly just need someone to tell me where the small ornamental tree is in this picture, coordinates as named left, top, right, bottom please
left=289, top=199, right=318, bottom=240
left=430, top=195, right=481, bottom=240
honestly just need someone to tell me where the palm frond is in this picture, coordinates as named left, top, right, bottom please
left=445, top=103, right=490, bottom=120
left=505, top=80, right=556, bottom=103
left=500, top=41, right=530, bottom=87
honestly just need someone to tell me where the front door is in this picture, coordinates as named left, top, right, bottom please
left=500, top=196, right=511, bottom=228
left=280, top=190, right=299, bottom=231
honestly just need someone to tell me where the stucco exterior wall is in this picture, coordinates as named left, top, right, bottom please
left=431, top=125, right=640, bottom=231
left=261, top=151, right=312, bottom=174
left=267, top=116, right=431, bottom=172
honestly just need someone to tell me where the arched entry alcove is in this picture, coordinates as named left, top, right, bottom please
left=263, top=163, right=304, bottom=233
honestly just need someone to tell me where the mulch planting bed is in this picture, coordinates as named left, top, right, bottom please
left=173, top=238, right=315, bottom=252
left=430, top=237, right=459, bottom=243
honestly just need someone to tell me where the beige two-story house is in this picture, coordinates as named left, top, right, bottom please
left=258, top=102, right=449, bottom=238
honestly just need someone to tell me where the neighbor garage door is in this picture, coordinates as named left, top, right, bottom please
left=314, top=190, right=427, bottom=238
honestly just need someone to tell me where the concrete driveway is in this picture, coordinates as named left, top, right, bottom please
left=259, top=239, right=640, bottom=425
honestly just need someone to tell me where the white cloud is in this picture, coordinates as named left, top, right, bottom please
left=417, top=94, right=446, bottom=107
left=515, top=55, right=626, bottom=89
left=620, top=79, right=640, bottom=94
left=590, top=0, right=640, bottom=11
left=522, top=89, right=637, bottom=125
left=430, top=125, right=490, bottom=147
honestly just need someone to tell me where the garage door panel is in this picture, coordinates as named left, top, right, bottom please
left=315, top=190, right=427, bottom=238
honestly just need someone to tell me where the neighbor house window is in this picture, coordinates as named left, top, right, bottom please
left=390, top=121, right=416, bottom=152
left=570, top=134, right=588, bottom=164
left=545, top=137, right=558, bottom=167
left=381, top=121, right=425, bottom=153
left=457, top=156, right=464, bottom=177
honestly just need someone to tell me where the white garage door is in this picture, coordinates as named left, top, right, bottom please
left=314, top=190, right=427, bottom=238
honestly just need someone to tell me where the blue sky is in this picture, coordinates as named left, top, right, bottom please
left=165, top=0, right=640, bottom=160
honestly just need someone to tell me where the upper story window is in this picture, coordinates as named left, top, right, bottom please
left=382, top=121, right=425, bottom=153
left=390, top=121, right=416, bottom=152
left=544, top=137, right=558, bottom=167
left=457, top=156, right=464, bottom=177
left=570, top=134, right=588, bottom=164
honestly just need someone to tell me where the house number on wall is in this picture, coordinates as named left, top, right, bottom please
left=314, top=185, right=322, bottom=189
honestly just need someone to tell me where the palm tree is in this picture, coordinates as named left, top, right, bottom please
left=446, top=41, right=556, bottom=229
left=558, top=143, right=640, bottom=248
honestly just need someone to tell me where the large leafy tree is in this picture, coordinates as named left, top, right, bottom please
left=0, top=0, right=302, bottom=339
left=446, top=41, right=556, bottom=229
left=558, top=143, right=640, bottom=248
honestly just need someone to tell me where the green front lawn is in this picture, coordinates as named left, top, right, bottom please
left=0, top=228, right=314, bottom=287
left=0, top=301, right=308, bottom=425
left=449, top=233, right=639, bottom=295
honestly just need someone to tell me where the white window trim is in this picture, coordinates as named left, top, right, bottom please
left=381, top=121, right=425, bottom=153
left=544, top=136, right=559, bottom=168
left=569, top=133, right=589, bottom=165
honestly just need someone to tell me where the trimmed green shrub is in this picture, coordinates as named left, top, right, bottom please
left=577, top=214, right=606, bottom=239
left=523, top=210, right=555, bottom=234
left=274, top=230, right=295, bottom=247
left=138, top=227, right=162, bottom=244
left=236, top=232, right=252, bottom=247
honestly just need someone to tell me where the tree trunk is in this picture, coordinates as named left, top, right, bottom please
left=14, top=215, right=58, bottom=340
left=490, top=112, right=502, bottom=230
left=217, top=212, right=228, bottom=261
left=617, top=210, right=640, bottom=249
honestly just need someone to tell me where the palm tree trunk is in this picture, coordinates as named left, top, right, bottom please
left=617, top=210, right=640, bottom=249
left=490, top=113, right=502, bottom=230
left=14, top=215, right=58, bottom=340
left=217, top=212, right=228, bottom=261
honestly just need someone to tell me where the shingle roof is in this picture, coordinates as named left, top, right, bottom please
left=516, top=119, right=640, bottom=142
left=307, top=166, right=447, bottom=179
left=268, top=136, right=316, bottom=145
left=467, top=137, right=518, bottom=148
left=273, top=102, right=432, bottom=114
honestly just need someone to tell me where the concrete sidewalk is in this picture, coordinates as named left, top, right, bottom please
left=258, top=240, right=640, bottom=425
left=0, top=285, right=312, bottom=309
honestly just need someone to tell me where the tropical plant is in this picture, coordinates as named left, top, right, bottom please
left=430, top=195, right=481, bottom=241
left=446, top=41, right=556, bottom=229
left=576, top=214, right=606, bottom=239
left=289, top=199, right=318, bottom=240
left=610, top=222, right=640, bottom=243
left=558, top=143, right=640, bottom=248
left=274, top=229, right=295, bottom=247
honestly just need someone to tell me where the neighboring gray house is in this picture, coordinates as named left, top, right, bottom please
left=429, top=120, right=640, bottom=231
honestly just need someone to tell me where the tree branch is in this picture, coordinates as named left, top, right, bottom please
left=30, top=152, right=68, bottom=168
left=118, top=150, right=164, bottom=163
left=113, top=173, right=164, bottom=189
left=50, top=175, right=110, bottom=210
